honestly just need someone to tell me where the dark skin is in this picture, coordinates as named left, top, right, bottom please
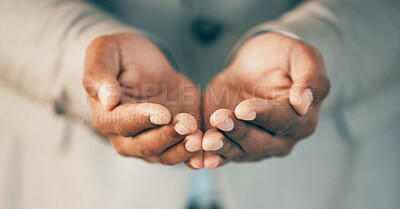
left=82, top=32, right=330, bottom=169
left=202, top=33, right=330, bottom=168
left=82, top=32, right=204, bottom=168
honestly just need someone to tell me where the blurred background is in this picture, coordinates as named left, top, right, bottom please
left=0, top=0, right=399, bottom=209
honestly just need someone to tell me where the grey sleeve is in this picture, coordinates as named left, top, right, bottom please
left=0, top=0, right=133, bottom=120
left=236, top=0, right=400, bottom=113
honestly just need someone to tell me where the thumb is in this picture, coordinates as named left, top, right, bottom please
left=83, top=70, right=121, bottom=111
left=289, top=86, right=314, bottom=116
left=289, top=69, right=330, bottom=116
left=289, top=46, right=330, bottom=115
left=97, top=77, right=121, bottom=110
left=83, top=36, right=121, bottom=111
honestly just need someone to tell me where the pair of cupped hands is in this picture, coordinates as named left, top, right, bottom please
left=82, top=32, right=330, bottom=169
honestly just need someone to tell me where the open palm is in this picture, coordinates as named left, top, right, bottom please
left=201, top=33, right=330, bottom=168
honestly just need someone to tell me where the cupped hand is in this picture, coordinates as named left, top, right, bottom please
left=82, top=32, right=203, bottom=168
left=201, top=33, right=330, bottom=168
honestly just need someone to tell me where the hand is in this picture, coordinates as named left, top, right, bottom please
left=82, top=32, right=204, bottom=168
left=201, top=33, right=330, bottom=168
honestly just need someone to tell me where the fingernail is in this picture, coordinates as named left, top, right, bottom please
left=301, top=88, right=313, bottom=115
left=190, top=153, right=203, bottom=169
left=190, top=161, right=201, bottom=169
left=175, top=121, right=196, bottom=135
left=216, top=117, right=234, bottom=132
left=238, top=111, right=256, bottom=121
left=204, top=153, right=220, bottom=168
left=150, top=114, right=170, bottom=125
left=186, top=141, right=201, bottom=152
left=203, top=137, right=223, bottom=151
left=185, top=134, right=202, bottom=152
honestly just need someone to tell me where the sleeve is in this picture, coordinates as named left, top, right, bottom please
left=234, top=0, right=400, bottom=113
left=0, top=0, right=135, bottom=121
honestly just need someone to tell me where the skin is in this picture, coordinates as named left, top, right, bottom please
left=201, top=33, right=330, bottom=168
left=82, top=32, right=204, bottom=168
left=83, top=32, right=330, bottom=169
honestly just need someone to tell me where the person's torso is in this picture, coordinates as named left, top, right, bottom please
left=90, top=0, right=303, bottom=85
left=2, top=1, right=400, bottom=208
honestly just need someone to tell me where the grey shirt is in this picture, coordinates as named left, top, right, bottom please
left=0, top=0, right=399, bottom=208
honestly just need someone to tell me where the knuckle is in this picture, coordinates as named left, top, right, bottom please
left=322, top=76, right=331, bottom=97
left=276, top=146, right=293, bottom=157
left=142, top=157, right=156, bottom=163
left=219, top=139, right=231, bottom=154
left=115, top=125, right=131, bottom=137
left=234, top=155, right=263, bottom=162
left=114, top=144, right=129, bottom=157
left=233, top=125, right=249, bottom=142
left=304, top=125, right=317, bottom=137
left=158, top=157, right=177, bottom=166
left=136, top=142, right=157, bottom=157
left=136, top=115, right=149, bottom=129
left=82, top=74, right=98, bottom=96
left=158, top=128, right=178, bottom=145
left=250, top=148, right=266, bottom=156
left=259, top=106, right=272, bottom=124
left=231, top=155, right=243, bottom=162
left=176, top=148, right=190, bottom=161
left=248, top=156, right=264, bottom=162
left=302, top=117, right=318, bottom=137
left=248, top=142, right=270, bottom=156
left=275, top=116, right=294, bottom=136
left=316, top=75, right=331, bottom=101
left=92, top=118, right=109, bottom=135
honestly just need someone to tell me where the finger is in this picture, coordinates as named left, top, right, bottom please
left=185, top=151, right=204, bottom=169
left=184, top=160, right=198, bottom=169
left=204, top=152, right=224, bottom=168
left=289, top=46, right=330, bottom=115
left=83, top=36, right=122, bottom=110
left=92, top=102, right=171, bottom=137
left=202, top=129, right=224, bottom=151
left=235, top=98, right=317, bottom=138
left=210, top=108, right=294, bottom=157
left=235, top=99, right=297, bottom=136
left=156, top=130, right=203, bottom=165
left=202, top=129, right=243, bottom=161
left=111, top=113, right=198, bottom=157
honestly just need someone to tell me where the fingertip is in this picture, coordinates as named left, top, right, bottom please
left=204, top=152, right=221, bottom=168
left=202, top=130, right=224, bottom=151
left=289, top=88, right=313, bottom=115
left=189, top=152, right=204, bottom=169
left=234, top=101, right=257, bottom=121
left=185, top=130, right=203, bottom=152
left=210, top=109, right=234, bottom=132
left=174, top=113, right=198, bottom=135
left=185, top=161, right=199, bottom=170
left=147, top=104, right=172, bottom=125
